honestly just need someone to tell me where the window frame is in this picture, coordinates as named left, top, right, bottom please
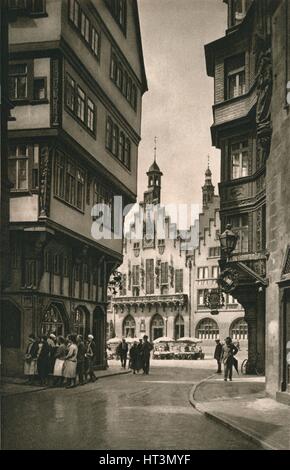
left=8, top=62, right=29, bottom=101
left=225, top=53, right=246, bottom=100
left=106, top=116, right=131, bottom=171
left=110, top=49, right=138, bottom=112
left=227, top=213, right=249, bottom=254
left=54, top=150, right=86, bottom=213
left=230, top=139, right=249, bottom=180
left=65, top=73, right=97, bottom=138
left=68, top=0, right=101, bottom=63
left=8, top=144, right=30, bottom=191
left=33, top=76, right=48, bottom=102
left=175, top=268, right=183, bottom=293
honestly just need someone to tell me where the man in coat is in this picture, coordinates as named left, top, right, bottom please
left=76, top=335, right=86, bottom=385
left=85, top=334, right=97, bottom=382
left=141, top=335, right=153, bottom=375
left=214, top=339, right=223, bottom=374
left=117, top=338, right=129, bottom=369
left=221, top=336, right=238, bottom=381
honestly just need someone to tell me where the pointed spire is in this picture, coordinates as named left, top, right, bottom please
left=205, top=154, right=212, bottom=178
left=154, top=136, right=157, bottom=163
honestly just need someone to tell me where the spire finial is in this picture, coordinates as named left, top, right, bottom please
left=154, top=136, right=157, bottom=162
left=207, top=154, right=210, bottom=169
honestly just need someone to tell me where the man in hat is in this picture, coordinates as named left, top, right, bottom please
left=214, top=339, right=223, bottom=374
left=85, top=334, right=97, bottom=382
left=221, top=337, right=238, bottom=381
left=116, top=338, right=129, bottom=369
left=141, top=335, right=153, bottom=375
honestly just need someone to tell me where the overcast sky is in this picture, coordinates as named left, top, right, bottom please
left=137, top=0, right=227, bottom=211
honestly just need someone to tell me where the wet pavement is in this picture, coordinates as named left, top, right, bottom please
left=2, top=366, right=262, bottom=450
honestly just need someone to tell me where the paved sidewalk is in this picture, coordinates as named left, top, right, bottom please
left=0, top=365, right=130, bottom=397
left=190, top=374, right=290, bottom=450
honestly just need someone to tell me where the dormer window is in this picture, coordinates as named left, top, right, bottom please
left=225, top=53, right=246, bottom=99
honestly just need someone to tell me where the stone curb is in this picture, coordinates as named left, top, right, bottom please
left=188, top=374, right=278, bottom=451
left=0, top=369, right=131, bottom=398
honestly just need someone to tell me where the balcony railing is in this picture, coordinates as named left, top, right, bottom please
left=112, top=293, right=188, bottom=310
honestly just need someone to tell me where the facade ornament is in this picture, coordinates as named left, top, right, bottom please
left=204, top=288, right=225, bottom=315
left=256, top=47, right=273, bottom=164
left=39, top=146, right=51, bottom=217
left=128, top=260, right=131, bottom=290
left=108, top=270, right=123, bottom=295
left=155, top=259, right=161, bottom=288
left=51, top=58, right=61, bottom=127
left=140, top=258, right=145, bottom=290
left=218, top=268, right=239, bottom=293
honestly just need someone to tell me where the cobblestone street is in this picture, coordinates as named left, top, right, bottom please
left=2, top=364, right=261, bottom=450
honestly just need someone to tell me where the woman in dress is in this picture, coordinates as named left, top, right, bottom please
left=24, top=334, right=39, bottom=384
left=37, top=335, right=50, bottom=386
left=63, top=334, right=78, bottom=388
left=53, top=336, right=66, bottom=386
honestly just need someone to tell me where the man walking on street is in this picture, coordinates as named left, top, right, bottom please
left=221, top=336, right=238, bottom=381
left=214, top=339, right=223, bottom=374
left=117, top=338, right=128, bottom=369
left=141, top=335, right=153, bottom=375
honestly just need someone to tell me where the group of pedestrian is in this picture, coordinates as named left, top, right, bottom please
left=214, top=337, right=239, bottom=381
left=116, top=335, right=153, bottom=375
left=24, top=332, right=97, bottom=388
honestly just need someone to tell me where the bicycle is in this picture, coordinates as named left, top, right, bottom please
left=241, top=352, right=264, bottom=376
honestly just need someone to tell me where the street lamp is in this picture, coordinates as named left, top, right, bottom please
left=219, top=224, right=239, bottom=260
